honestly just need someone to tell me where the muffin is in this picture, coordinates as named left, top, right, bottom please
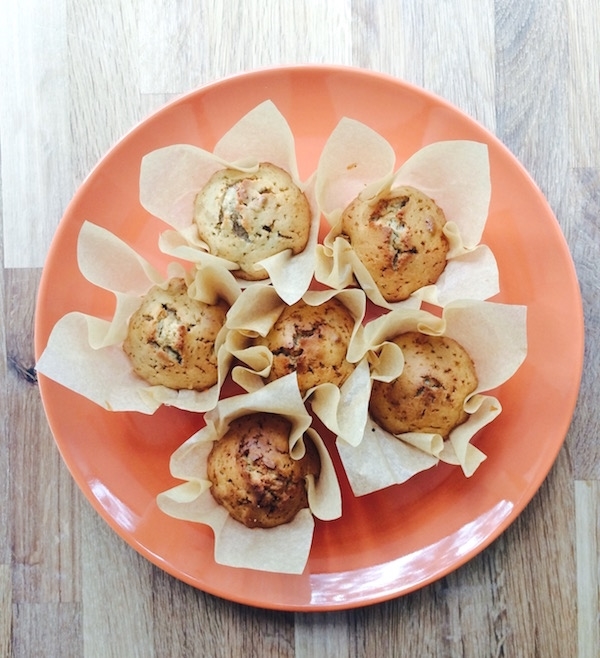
left=193, top=162, right=311, bottom=281
left=258, top=297, right=356, bottom=395
left=341, top=185, right=449, bottom=302
left=370, top=331, right=478, bottom=437
left=206, top=413, right=321, bottom=529
left=123, top=277, right=228, bottom=390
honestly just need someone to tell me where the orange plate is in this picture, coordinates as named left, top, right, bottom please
left=34, top=66, right=583, bottom=611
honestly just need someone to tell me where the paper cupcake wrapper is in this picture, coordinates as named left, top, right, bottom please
left=156, top=373, right=342, bottom=574
left=223, top=284, right=372, bottom=447
left=337, top=300, right=528, bottom=495
left=36, top=221, right=241, bottom=414
left=314, top=118, right=499, bottom=309
left=139, top=100, right=320, bottom=305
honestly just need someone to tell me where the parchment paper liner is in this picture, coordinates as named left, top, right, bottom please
left=314, top=117, right=499, bottom=309
left=223, top=284, right=372, bottom=448
left=156, top=373, right=342, bottom=574
left=338, top=300, right=528, bottom=496
left=36, top=221, right=241, bottom=414
left=139, top=100, right=320, bottom=305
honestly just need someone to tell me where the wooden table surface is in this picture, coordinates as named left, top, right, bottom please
left=2, top=1, right=599, bottom=656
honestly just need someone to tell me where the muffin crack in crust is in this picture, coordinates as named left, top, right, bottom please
left=371, top=197, right=420, bottom=266
left=240, top=435, right=296, bottom=513
left=218, top=179, right=274, bottom=241
left=415, top=376, right=443, bottom=399
left=229, top=213, right=250, bottom=241
left=149, top=305, right=187, bottom=364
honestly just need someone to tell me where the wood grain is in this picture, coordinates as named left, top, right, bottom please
left=139, top=0, right=353, bottom=94
left=568, top=167, right=600, bottom=480
left=0, top=565, right=11, bottom=658
left=2, top=0, right=598, bottom=656
left=567, top=0, right=600, bottom=167
left=1, top=1, right=72, bottom=269
left=576, top=480, right=600, bottom=658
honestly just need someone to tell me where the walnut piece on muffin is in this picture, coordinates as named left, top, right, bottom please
left=341, top=185, right=449, bottom=302
left=123, top=277, right=228, bottom=391
left=193, top=162, right=311, bottom=281
left=206, top=413, right=321, bottom=529
left=257, top=297, right=356, bottom=396
left=369, top=331, right=478, bottom=437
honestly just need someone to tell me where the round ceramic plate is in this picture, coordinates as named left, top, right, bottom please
left=35, top=65, right=583, bottom=611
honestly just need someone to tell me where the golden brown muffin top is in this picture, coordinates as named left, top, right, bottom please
left=193, top=162, right=311, bottom=280
left=341, top=186, right=449, bottom=302
left=207, top=413, right=320, bottom=528
left=370, top=331, right=478, bottom=437
left=258, top=297, right=356, bottom=395
left=123, top=277, right=228, bottom=391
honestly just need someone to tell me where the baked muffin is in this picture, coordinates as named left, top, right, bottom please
left=207, top=413, right=320, bottom=529
left=123, top=277, right=228, bottom=390
left=370, top=331, right=478, bottom=437
left=258, top=298, right=356, bottom=395
left=341, top=186, right=449, bottom=302
left=193, top=162, right=311, bottom=280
